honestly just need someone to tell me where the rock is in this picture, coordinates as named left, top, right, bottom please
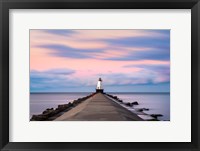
left=58, top=104, right=68, bottom=108
left=41, top=108, right=58, bottom=117
left=51, top=109, right=59, bottom=115
left=77, top=98, right=82, bottom=101
left=75, top=100, right=84, bottom=104
left=131, top=101, right=139, bottom=105
left=31, top=114, right=48, bottom=121
left=136, top=108, right=143, bottom=112
left=68, top=102, right=72, bottom=106
left=113, top=96, right=118, bottom=99
left=42, top=110, right=49, bottom=114
left=135, top=108, right=149, bottom=112
left=142, top=108, right=149, bottom=111
left=55, top=108, right=63, bottom=112
left=59, top=104, right=65, bottom=108
left=56, top=103, right=71, bottom=112
left=151, top=114, right=163, bottom=118
left=118, top=99, right=123, bottom=103
left=42, top=108, right=54, bottom=114
left=73, top=99, right=82, bottom=105
left=125, top=102, right=133, bottom=107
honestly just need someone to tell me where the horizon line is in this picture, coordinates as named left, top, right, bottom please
left=30, top=92, right=170, bottom=94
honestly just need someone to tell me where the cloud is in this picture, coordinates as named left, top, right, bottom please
left=31, top=68, right=75, bottom=76
left=103, top=49, right=169, bottom=61
left=105, top=82, right=170, bottom=93
left=37, top=44, right=105, bottom=59
left=98, top=72, right=168, bottom=86
left=42, top=68, right=75, bottom=75
left=106, top=37, right=170, bottom=50
left=30, top=68, right=79, bottom=91
left=98, top=63, right=170, bottom=86
left=30, top=30, right=108, bottom=50
left=102, top=34, right=170, bottom=61
left=69, top=30, right=170, bottom=40
left=123, top=64, right=170, bottom=83
left=43, top=29, right=76, bottom=36
left=30, top=66, right=170, bottom=92
left=126, top=64, right=170, bottom=73
left=36, top=43, right=169, bottom=61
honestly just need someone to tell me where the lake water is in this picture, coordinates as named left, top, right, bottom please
left=30, top=93, right=170, bottom=121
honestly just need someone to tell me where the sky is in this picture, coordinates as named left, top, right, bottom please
left=30, top=29, right=170, bottom=93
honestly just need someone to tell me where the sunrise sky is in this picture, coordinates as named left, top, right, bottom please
left=30, top=29, right=170, bottom=93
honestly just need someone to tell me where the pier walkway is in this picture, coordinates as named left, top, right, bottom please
left=55, top=93, right=143, bottom=121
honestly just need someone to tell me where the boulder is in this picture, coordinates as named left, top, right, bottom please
left=56, top=103, right=71, bottom=112
left=131, top=101, right=139, bottom=105
left=58, top=104, right=68, bottom=108
left=135, top=108, right=149, bottom=112
left=113, top=96, right=118, bottom=99
left=55, top=107, right=63, bottom=112
left=68, top=102, right=72, bottom=107
left=151, top=114, right=163, bottom=118
left=51, top=109, right=59, bottom=115
left=42, top=108, right=54, bottom=114
left=118, top=99, right=123, bottom=103
left=136, top=108, right=143, bottom=112
left=31, top=114, right=48, bottom=121
left=72, top=99, right=81, bottom=106
left=125, top=102, right=133, bottom=107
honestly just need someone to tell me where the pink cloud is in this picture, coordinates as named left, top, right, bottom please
left=30, top=30, right=108, bottom=50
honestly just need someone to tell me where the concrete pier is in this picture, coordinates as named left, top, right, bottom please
left=55, top=93, right=143, bottom=121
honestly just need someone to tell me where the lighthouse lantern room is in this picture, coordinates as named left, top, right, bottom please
left=96, top=78, right=104, bottom=93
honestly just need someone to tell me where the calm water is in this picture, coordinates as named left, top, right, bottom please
left=110, top=93, right=170, bottom=121
left=30, top=93, right=170, bottom=121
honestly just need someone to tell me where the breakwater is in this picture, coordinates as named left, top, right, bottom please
left=30, top=93, right=96, bottom=121
left=105, top=93, right=163, bottom=120
left=31, top=92, right=163, bottom=121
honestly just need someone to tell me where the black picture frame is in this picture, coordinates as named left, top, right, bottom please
left=0, top=0, right=199, bottom=150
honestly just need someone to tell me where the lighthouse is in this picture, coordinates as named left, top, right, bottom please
left=96, top=78, right=104, bottom=93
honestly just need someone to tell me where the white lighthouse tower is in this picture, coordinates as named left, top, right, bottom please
left=96, top=78, right=104, bottom=93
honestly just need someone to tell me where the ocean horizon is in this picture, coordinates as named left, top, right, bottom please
left=31, top=92, right=170, bottom=93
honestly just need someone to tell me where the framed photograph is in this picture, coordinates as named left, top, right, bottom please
left=0, top=0, right=199, bottom=151
left=29, top=29, right=170, bottom=122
